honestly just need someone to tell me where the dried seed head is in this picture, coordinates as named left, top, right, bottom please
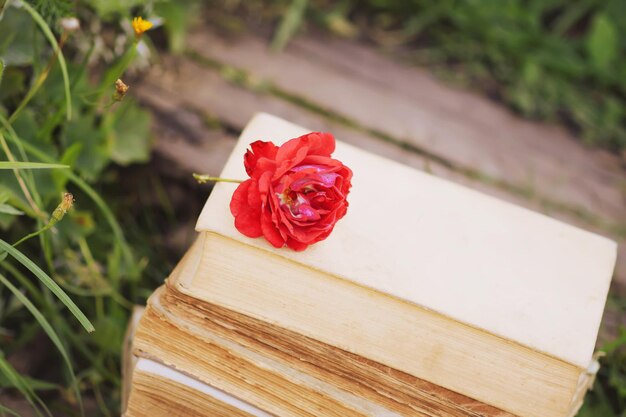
left=113, top=79, right=129, bottom=101
left=60, top=192, right=74, bottom=212
left=52, top=192, right=74, bottom=223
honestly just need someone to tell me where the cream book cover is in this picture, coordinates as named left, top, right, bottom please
left=196, top=112, right=616, bottom=369
left=180, top=113, right=617, bottom=416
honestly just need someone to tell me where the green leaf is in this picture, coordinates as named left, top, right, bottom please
left=0, top=203, right=23, bottom=215
left=586, top=14, right=618, bottom=72
left=0, top=189, right=9, bottom=204
left=92, top=316, right=124, bottom=354
left=59, top=142, right=83, bottom=166
left=0, top=161, right=69, bottom=169
left=62, top=114, right=108, bottom=180
left=0, top=7, right=39, bottom=66
left=59, top=210, right=95, bottom=237
left=0, top=239, right=95, bottom=333
left=105, top=100, right=152, bottom=166
left=0, top=58, right=4, bottom=88
left=0, top=68, right=26, bottom=103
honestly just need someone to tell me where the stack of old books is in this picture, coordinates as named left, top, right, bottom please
left=122, top=113, right=617, bottom=417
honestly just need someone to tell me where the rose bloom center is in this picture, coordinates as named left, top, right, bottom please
left=274, top=165, right=341, bottom=223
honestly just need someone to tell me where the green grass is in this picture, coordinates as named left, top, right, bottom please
left=222, top=0, right=626, bottom=153
left=0, top=1, right=165, bottom=414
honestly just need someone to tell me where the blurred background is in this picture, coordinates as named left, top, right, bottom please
left=0, top=0, right=624, bottom=415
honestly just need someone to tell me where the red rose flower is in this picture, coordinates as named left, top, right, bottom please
left=230, top=132, right=352, bottom=251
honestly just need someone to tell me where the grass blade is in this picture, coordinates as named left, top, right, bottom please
left=0, top=204, right=23, bottom=215
left=0, top=239, right=94, bottom=333
left=0, top=375, right=58, bottom=391
left=271, top=0, right=308, bottom=51
left=0, top=58, right=4, bottom=89
left=0, top=162, right=69, bottom=169
left=17, top=0, right=72, bottom=120
left=0, top=404, right=22, bottom=417
left=0, top=273, right=83, bottom=415
left=0, top=352, right=50, bottom=417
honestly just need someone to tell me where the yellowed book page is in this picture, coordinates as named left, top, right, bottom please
left=196, top=113, right=616, bottom=369
left=175, top=232, right=579, bottom=417
left=135, top=303, right=405, bottom=417
left=158, top=283, right=517, bottom=417
left=126, top=359, right=268, bottom=417
left=121, top=306, right=145, bottom=414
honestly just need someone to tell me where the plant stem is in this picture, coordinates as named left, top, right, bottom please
left=193, top=173, right=244, bottom=184
left=12, top=223, right=55, bottom=248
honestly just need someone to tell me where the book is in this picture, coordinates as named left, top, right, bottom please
left=129, top=113, right=616, bottom=417
left=132, top=282, right=515, bottom=416
left=123, top=308, right=273, bottom=417
left=121, top=306, right=144, bottom=413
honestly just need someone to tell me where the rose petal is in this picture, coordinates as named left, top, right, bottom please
left=274, top=146, right=309, bottom=180
left=247, top=180, right=262, bottom=208
left=300, top=155, right=338, bottom=167
left=261, top=212, right=285, bottom=248
left=234, top=209, right=263, bottom=238
left=252, top=158, right=277, bottom=180
left=230, top=180, right=252, bottom=216
left=275, top=135, right=308, bottom=163
left=304, top=132, right=335, bottom=156
left=258, top=171, right=273, bottom=196
left=244, top=141, right=279, bottom=176
left=286, top=238, right=308, bottom=251
left=230, top=180, right=263, bottom=237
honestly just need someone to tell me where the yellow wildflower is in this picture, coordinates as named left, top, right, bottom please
left=132, top=17, right=153, bottom=38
